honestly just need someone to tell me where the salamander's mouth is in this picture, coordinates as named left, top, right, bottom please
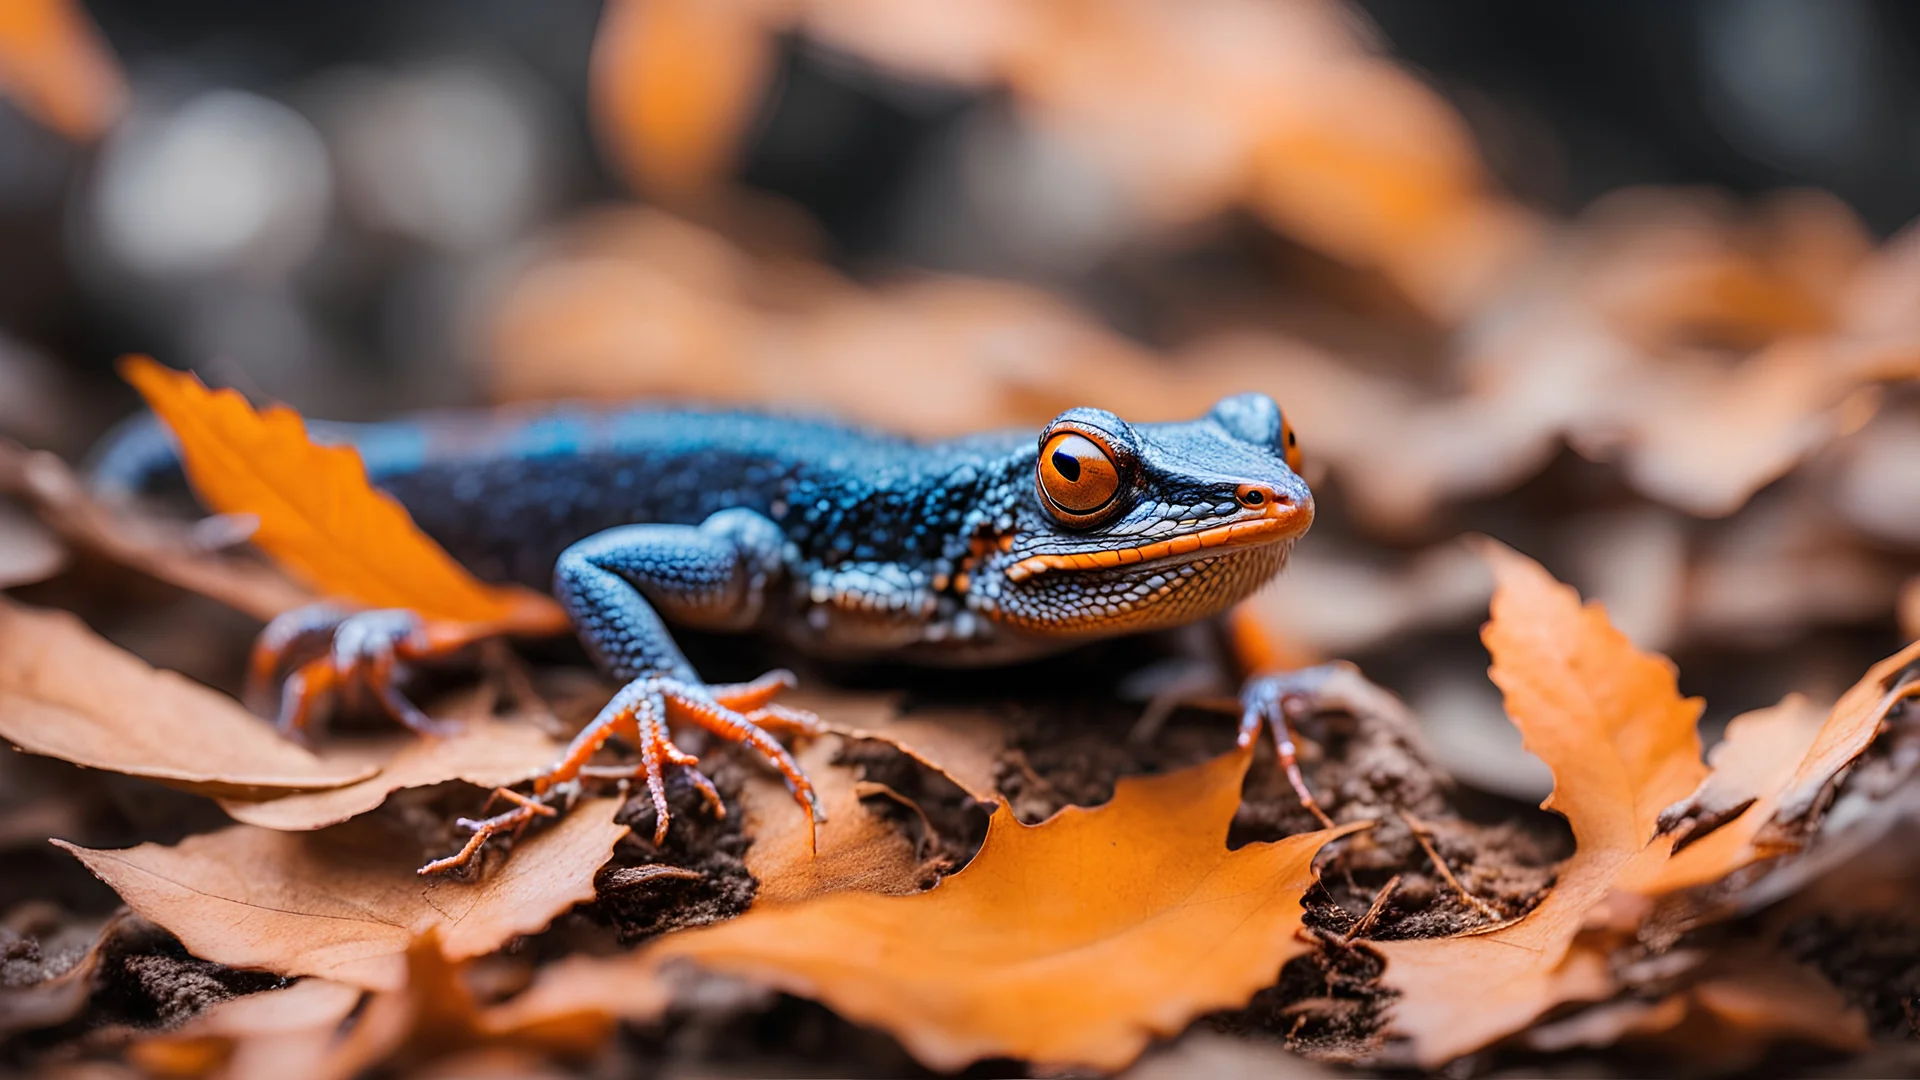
left=1004, top=501, right=1311, bottom=583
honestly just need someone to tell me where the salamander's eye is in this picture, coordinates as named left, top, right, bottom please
left=1038, top=431, right=1121, bottom=520
left=1281, top=414, right=1303, bottom=473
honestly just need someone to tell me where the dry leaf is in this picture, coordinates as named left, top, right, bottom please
left=591, top=0, right=778, bottom=199
left=313, top=931, right=614, bottom=1080
left=58, top=798, right=626, bottom=991
left=1646, top=695, right=1827, bottom=894
left=131, top=978, right=364, bottom=1079
left=656, top=748, right=1363, bottom=1072
left=135, top=934, right=623, bottom=1080
left=0, top=598, right=373, bottom=798
left=218, top=717, right=566, bottom=831
left=0, top=498, right=65, bottom=588
left=739, top=734, right=923, bottom=905
left=1523, top=949, right=1868, bottom=1070
left=0, top=439, right=310, bottom=621
left=121, top=356, right=566, bottom=633
left=807, top=688, right=1008, bottom=803
left=1375, top=541, right=1708, bottom=1067
left=1756, top=637, right=1920, bottom=849
left=0, top=0, right=125, bottom=140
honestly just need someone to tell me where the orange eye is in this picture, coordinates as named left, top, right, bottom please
left=1038, top=431, right=1121, bottom=519
left=1281, top=415, right=1303, bottom=473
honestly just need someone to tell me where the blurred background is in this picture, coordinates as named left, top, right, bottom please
left=6, top=0, right=1920, bottom=803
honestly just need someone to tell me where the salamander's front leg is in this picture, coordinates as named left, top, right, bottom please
left=422, top=509, right=824, bottom=874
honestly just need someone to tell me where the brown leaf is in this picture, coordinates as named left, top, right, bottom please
left=57, top=798, right=626, bottom=990
left=739, top=734, right=923, bottom=905
left=122, top=356, right=566, bottom=634
left=0, top=598, right=372, bottom=797
left=0, top=439, right=310, bottom=622
left=218, top=717, right=565, bottom=831
left=130, top=978, right=363, bottom=1079
left=0, top=0, right=126, bottom=141
left=135, top=934, right=627, bottom=1080
left=1756, top=638, right=1920, bottom=849
left=808, top=689, right=1008, bottom=803
left=1646, top=695, right=1826, bottom=894
left=1375, top=542, right=1708, bottom=1067
left=655, top=748, right=1363, bottom=1072
left=0, top=498, right=65, bottom=588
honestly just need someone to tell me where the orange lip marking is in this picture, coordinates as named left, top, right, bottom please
left=1005, top=505, right=1309, bottom=583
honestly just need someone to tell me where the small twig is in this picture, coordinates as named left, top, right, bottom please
left=1398, top=809, right=1503, bottom=922
left=1344, top=874, right=1402, bottom=942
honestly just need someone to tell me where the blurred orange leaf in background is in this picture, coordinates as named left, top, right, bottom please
left=121, top=356, right=566, bottom=633
left=592, top=0, right=778, bottom=200
left=0, top=0, right=125, bottom=141
left=1376, top=542, right=1708, bottom=1067
left=654, top=749, right=1363, bottom=1072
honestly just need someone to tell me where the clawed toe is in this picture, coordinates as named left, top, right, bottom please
left=250, top=605, right=474, bottom=739
left=1240, top=665, right=1342, bottom=828
left=417, top=668, right=824, bottom=873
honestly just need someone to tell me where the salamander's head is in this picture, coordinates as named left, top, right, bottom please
left=970, top=392, right=1313, bottom=636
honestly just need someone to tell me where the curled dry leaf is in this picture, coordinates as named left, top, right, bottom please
left=57, top=798, right=626, bottom=991
left=1645, top=695, right=1827, bottom=894
left=656, top=748, right=1364, bottom=1072
left=218, top=717, right=567, bottom=831
left=121, top=356, right=566, bottom=634
left=1375, top=541, right=1708, bottom=1068
left=1754, top=637, right=1920, bottom=850
left=0, top=438, right=310, bottom=621
left=0, top=0, right=126, bottom=140
left=0, top=598, right=373, bottom=797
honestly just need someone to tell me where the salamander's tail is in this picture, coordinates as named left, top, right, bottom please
left=86, top=411, right=187, bottom=498
left=85, top=408, right=419, bottom=499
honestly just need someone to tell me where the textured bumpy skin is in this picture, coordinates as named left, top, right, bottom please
left=101, top=393, right=1321, bottom=864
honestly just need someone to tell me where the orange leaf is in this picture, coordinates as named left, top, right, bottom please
left=1375, top=541, right=1708, bottom=1067
left=654, top=748, right=1363, bottom=1072
left=58, top=798, right=626, bottom=991
left=0, top=0, right=125, bottom=141
left=591, top=0, right=778, bottom=199
left=0, top=598, right=372, bottom=797
left=120, top=356, right=566, bottom=633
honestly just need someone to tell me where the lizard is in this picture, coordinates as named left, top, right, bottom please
left=95, top=391, right=1318, bottom=873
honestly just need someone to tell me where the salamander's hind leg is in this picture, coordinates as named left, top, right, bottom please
left=421, top=509, right=821, bottom=874
left=249, top=604, right=480, bottom=740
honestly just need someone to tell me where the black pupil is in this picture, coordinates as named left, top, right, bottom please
left=1052, top=450, right=1082, bottom=482
left=1244, top=490, right=1264, bottom=505
left=1287, top=431, right=1296, bottom=446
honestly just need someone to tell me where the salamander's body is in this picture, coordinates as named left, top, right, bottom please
left=98, top=391, right=1318, bottom=869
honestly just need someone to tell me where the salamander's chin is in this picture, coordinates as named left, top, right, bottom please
left=1004, top=501, right=1312, bottom=583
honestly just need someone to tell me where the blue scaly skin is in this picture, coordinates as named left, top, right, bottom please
left=102, top=393, right=1319, bottom=871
